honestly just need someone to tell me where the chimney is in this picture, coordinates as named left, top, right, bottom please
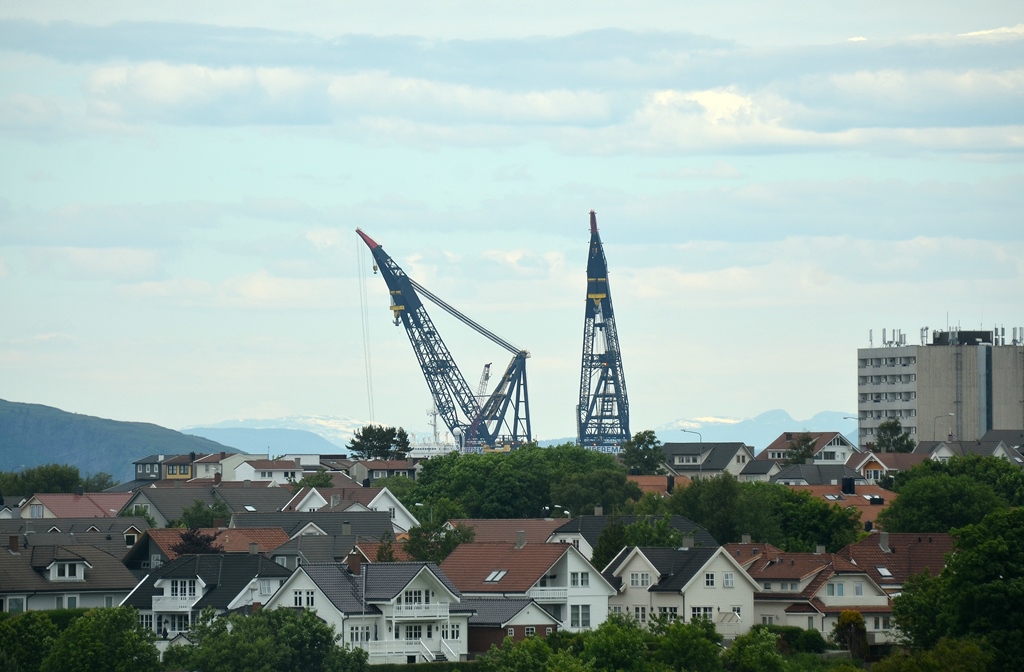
left=8, top=535, right=18, bottom=552
left=189, top=451, right=196, bottom=463
left=815, top=545, right=825, bottom=555
left=342, top=521, right=351, bottom=537
left=879, top=531, right=890, bottom=553
left=214, top=472, right=222, bottom=485
left=515, top=530, right=526, bottom=549
left=294, top=458, right=302, bottom=467
left=593, top=505, right=603, bottom=516
left=681, top=536, right=694, bottom=550
left=249, top=542, right=259, bottom=555
left=741, top=533, right=751, bottom=544
left=213, top=518, right=226, bottom=528
left=158, top=454, right=165, bottom=462
left=252, top=601, right=262, bottom=612
left=220, top=451, right=226, bottom=460
left=347, top=550, right=362, bottom=575
left=244, top=479, right=251, bottom=488
left=667, top=475, right=674, bottom=494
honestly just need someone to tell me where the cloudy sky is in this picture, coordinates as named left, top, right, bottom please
left=2, top=1, right=1022, bottom=444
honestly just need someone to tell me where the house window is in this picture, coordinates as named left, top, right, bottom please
left=105, top=596, right=113, bottom=608
left=55, top=563, right=79, bottom=579
left=762, top=615, right=775, bottom=625
left=305, top=590, right=315, bottom=607
left=634, top=606, right=646, bottom=623
left=260, top=580, right=272, bottom=594
left=350, top=625, right=370, bottom=643
left=732, top=606, right=742, bottom=618
left=873, top=616, right=891, bottom=630
left=822, top=451, right=836, bottom=461
left=66, top=596, right=78, bottom=609
left=580, top=571, right=589, bottom=587
left=724, top=572, right=735, bottom=588
left=139, top=613, right=153, bottom=631
left=507, top=627, right=515, bottom=637
left=293, top=590, right=303, bottom=607
left=854, top=582, right=863, bottom=596
left=138, top=465, right=143, bottom=473
left=146, top=464, right=152, bottom=473
left=807, top=616, right=815, bottom=629
left=168, top=465, right=177, bottom=475
left=276, top=557, right=289, bottom=567
left=7, top=597, right=24, bottom=613
left=827, top=582, right=844, bottom=597
left=373, top=470, right=386, bottom=479
left=442, top=623, right=460, bottom=640
left=691, top=606, right=714, bottom=621
left=546, top=627, right=553, bottom=635
left=658, top=606, right=679, bottom=621
left=181, top=466, right=189, bottom=476
left=404, top=590, right=423, bottom=605
left=611, top=605, right=622, bottom=613
left=389, top=507, right=397, bottom=519
left=570, top=571, right=591, bottom=587
left=55, top=595, right=63, bottom=609
left=705, top=572, right=715, bottom=588
left=167, top=614, right=190, bottom=632
left=30, top=504, right=44, bottom=518
left=763, top=582, right=772, bottom=590
left=629, top=572, right=650, bottom=587
left=125, top=533, right=137, bottom=546
left=525, top=626, right=536, bottom=637
left=571, top=605, right=591, bottom=628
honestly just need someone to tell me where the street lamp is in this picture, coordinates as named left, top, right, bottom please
left=933, top=413, right=954, bottom=441
left=414, top=502, right=434, bottom=523
left=681, top=429, right=703, bottom=479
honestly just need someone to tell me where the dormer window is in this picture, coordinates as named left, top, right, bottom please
left=54, top=563, right=81, bottom=580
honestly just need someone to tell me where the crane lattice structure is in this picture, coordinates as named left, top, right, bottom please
left=356, top=229, right=531, bottom=452
left=577, top=210, right=630, bottom=452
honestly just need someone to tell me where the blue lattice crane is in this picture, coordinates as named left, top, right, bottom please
left=577, top=211, right=630, bottom=452
left=356, top=228, right=531, bottom=452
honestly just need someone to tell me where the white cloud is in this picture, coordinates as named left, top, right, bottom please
left=28, top=246, right=163, bottom=281
left=959, top=24, right=1024, bottom=39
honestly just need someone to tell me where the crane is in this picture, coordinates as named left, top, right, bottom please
left=476, top=363, right=492, bottom=403
left=356, top=228, right=531, bottom=452
left=577, top=210, right=631, bottom=452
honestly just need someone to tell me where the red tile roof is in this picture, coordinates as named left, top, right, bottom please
left=30, top=493, right=133, bottom=518
left=143, top=527, right=290, bottom=560
left=837, top=532, right=953, bottom=591
left=357, top=540, right=413, bottom=562
left=787, top=484, right=893, bottom=526
left=721, top=542, right=786, bottom=569
left=441, top=542, right=572, bottom=593
left=628, top=475, right=673, bottom=495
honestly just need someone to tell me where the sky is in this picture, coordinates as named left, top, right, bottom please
left=1, top=1, right=1022, bottom=444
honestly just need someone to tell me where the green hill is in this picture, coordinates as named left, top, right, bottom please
left=0, top=399, right=236, bottom=484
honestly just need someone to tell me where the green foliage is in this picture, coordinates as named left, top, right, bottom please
left=405, top=501, right=475, bottom=563
left=170, top=527, right=222, bottom=555
left=650, top=616, right=722, bottom=671
left=0, top=464, right=83, bottom=496
left=371, top=475, right=418, bottom=507
left=81, top=472, right=116, bottom=491
left=783, top=433, right=818, bottom=466
left=163, top=607, right=367, bottom=672
left=375, top=531, right=397, bottom=562
left=830, top=611, right=868, bottom=659
left=119, top=505, right=156, bottom=529
left=890, top=454, right=1024, bottom=506
left=551, top=468, right=642, bottom=519
left=872, top=637, right=993, bottom=672
left=175, top=498, right=232, bottom=528
left=721, top=627, right=784, bottom=672
left=761, top=624, right=826, bottom=654
left=0, top=610, right=59, bottom=672
left=623, top=515, right=683, bottom=548
left=873, top=419, right=915, bottom=453
left=619, top=430, right=666, bottom=475
left=477, top=635, right=553, bottom=672
left=293, top=469, right=335, bottom=488
left=39, top=607, right=159, bottom=672
left=580, top=613, right=651, bottom=672
left=347, top=425, right=411, bottom=461
left=876, top=474, right=1008, bottom=533
left=590, top=517, right=627, bottom=570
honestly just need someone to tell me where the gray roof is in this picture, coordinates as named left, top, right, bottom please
left=463, top=597, right=542, bottom=626
left=300, top=562, right=466, bottom=615
left=127, top=487, right=219, bottom=523
left=22, top=531, right=138, bottom=558
left=914, top=440, right=1021, bottom=463
left=662, top=443, right=753, bottom=472
left=0, top=517, right=150, bottom=535
left=271, top=535, right=361, bottom=563
left=215, top=487, right=294, bottom=513
left=0, top=543, right=139, bottom=595
left=770, top=464, right=862, bottom=485
left=553, top=515, right=718, bottom=549
left=231, top=510, right=392, bottom=539
left=981, top=430, right=1024, bottom=449
left=602, top=546, right=718, bottom=593
left=122, top=553, right=293, bottom=610
left=740, top=460, right=779, bottom=475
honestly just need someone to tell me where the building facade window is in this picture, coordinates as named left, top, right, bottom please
left=854, top=582, right=863, bottom=596
left=691, top=606, right=714, bottom=621
left=658, top=606, right=679, bottom=620
left=629, top=572, right=651, bottom=587
left=571, top=605, right=591, bottom=628
left=305, top=590, right=315, bottom=607
left=723, top=572, right=735, bottom=588
left=633, top=606, right=646, bottom=623
left=349, top=625, right=370, bottom=643
left=442, top=623, right=460, bottom=640
left=404, top=625, right=422, bottom=641
left=293, top=590, right=303, bottom=607
left=827, top=582, right=844, bottom=597
left=525, top=626, right=536, bottom=637
left=704, top=572, right=715, bottom=587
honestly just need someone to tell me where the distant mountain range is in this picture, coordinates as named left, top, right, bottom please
left=182, top=415, right=366, bottom=451
left=182, top=427, right=345, bottom=456
left=0, top=399, right=237, bottom=483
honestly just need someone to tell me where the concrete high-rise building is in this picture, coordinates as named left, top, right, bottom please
left=857, top=327, right=1024, bottom=447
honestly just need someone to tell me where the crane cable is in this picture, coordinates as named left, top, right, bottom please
left=356, top=237, right=375, bottom=422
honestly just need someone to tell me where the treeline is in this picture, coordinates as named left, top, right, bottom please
left=0, top=463, right=115, bottom=498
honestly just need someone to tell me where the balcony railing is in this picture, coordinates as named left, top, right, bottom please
left=392, top=602, right=449, bottom=619
left=364, top=638, right=460, bottom=662
left=152, top=595, right=198, bottom=612
left=527, top=587, right=567, bottom=602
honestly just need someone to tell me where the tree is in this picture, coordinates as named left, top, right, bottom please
left=40, top=607, right=159, bottom=672
left=651, top=615, right=722, bottom=672
left=170, top=527, right=222, bottom=555
left=550, top=468, right=642, bottom=519
left=293, top=470, right=335, bottom=489
left=81, top=472, right=116, bottom=491
left=619, top=430, right=665, bottom=475
left=874, top=419, right=915, bottom=453
left=721, top=627, right=784, bottom=672
left=580, top=612, right=650, bottom=672
left=0, top=611, right=59, bottom=672
left=876, top=474, right=1007, bottom=533
left=890, top=454, right=1024, bottom=506
left=623, top=515, right=683, bottom=548
left=477, top=635, right=553, bottom=672
left=783, top=433, right=817, bottom=466
left=119, top=505, right=156, bottom=529
left=375, top=531, right=397, bottom=562
left=177, top=498, right=232, bottom=528
left=404, top=498, right=474, bottom=563
left=872, top=637, right=993, bottom=672
left=590, top=516, right=627, bottom=570
left=0, top=464, right=82, bottom=495
left=347, top=425, right=410, bottom=461
left=830, top=610, right=868, bottom=659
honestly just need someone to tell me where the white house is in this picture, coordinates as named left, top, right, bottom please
left=282, top=486, right=419, bottom=534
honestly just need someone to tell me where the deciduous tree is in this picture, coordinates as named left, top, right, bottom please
left=783, top=433, right=817, bottom=466
left=347, top=425, right=410, bottom=461
left=876, top=474, right=1007, bottom=533
left=170, top=527, right=222, bottom=555
left=874, top=419, right=915, bottom=453
left=177, top=498, right=232, bottom=529
left=39, top=607, right=159, bottom=672
left=619, top=430, right=665, bottom=475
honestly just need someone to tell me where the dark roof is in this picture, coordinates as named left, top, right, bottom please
left=770, top=464, right=862, bottom=485
left=552, top=515, right=718, bottom=549
left=214, top=487, right=294, bottom=513
left=0, top=543, right=139, bottom=595
left=463, top=597, right=551, bottom=626
left=452, top=519, right=566, bottom=544
left=127, top=487, right=218, bottom=522
left=300, top=562, right=464, bottom=614
left=271, top=534, right=361, bottom=563
left=661, top=443, right=753, bottom=471
left=122, top=553, right=293, bottom=610
left=913, top=440, right=1020, bottom=462
left=21, top=531, right=139, bottom=558
left=740, top=460, right=778, bottom=475
left=231, top=510, right=392, bottom=539
left=603, top=546, right=718, bottom=593
left=982, top=429, right=1024, bottom=448
left=0, top=517, right=150, bottom=535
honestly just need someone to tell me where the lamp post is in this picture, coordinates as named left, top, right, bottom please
left=414, top=502, right=434, bottom=523
left=681, top=429, right=703, bottom=479
left=933, top=413, right=954, bottom=441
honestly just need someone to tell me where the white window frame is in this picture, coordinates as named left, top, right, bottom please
left=723, top=572, right=735, bottom=588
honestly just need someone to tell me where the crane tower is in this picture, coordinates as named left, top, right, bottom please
left=577, top=210, right=630, bottom=451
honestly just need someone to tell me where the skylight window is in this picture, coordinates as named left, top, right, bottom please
left=484, top=570, right=508, bottom=582
left=876, top=567, right=893, bottom=577
left=244, top=505, right=257, bottom=512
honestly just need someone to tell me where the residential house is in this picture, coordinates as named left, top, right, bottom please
left=913, top=439, right=1024, bottom=466
left=122, top=482, right=285, bottom=528
left=163, top=454, right=201, bottom=481
left=441, top=538, right=616, bottom=633
left=20, top=492, right=132, bottom=519
left=121, top=552, right=293, bottom=638
left=192, top=451, right=255, bottom=480
left=283, top=487, right=419, bottom=534
left=661, top=443, right=755, bottom=481
left=133, top=454, right=171, bottom=481
left=213, top=486, right=294, bottom=514
left=21, top=530, right=145, bottom=559
left=736, top=544, right=894, bottom=645
left=845, top=451, right=928, bottom=484
left=122, top=487, right=219, bottom=528
left=350, top=460, right=419, bottom=487
left=234, top=511, right=395, bottom=569
left=786, top=482, right=893, bottom=530
left=738, top=460, right=781, bottom=482
left=264, top=558, right=473, bottom=664
left=451, top=519, right=567, bottom=545
left=1, top=538, right=139, bottom=613
left=757, top=432, right=862, bottom=466
left=232, top=459, right=302, bottom=486
left=981, top=429, right=1024, bottom=452
left=0, top=517, right=150, bottom=548
left=462, top=597, right=560, bottom=657
left=602, top=545, right=760, bottom=640
left=548, top=515, right=718, bottom=562
left=770, top=464, right=866, bottom=487
left=122, top=527, right=291, bottom=574
left=627, top=475, right=677, bottom=496
left=837, top=531, right=953, bottom=596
